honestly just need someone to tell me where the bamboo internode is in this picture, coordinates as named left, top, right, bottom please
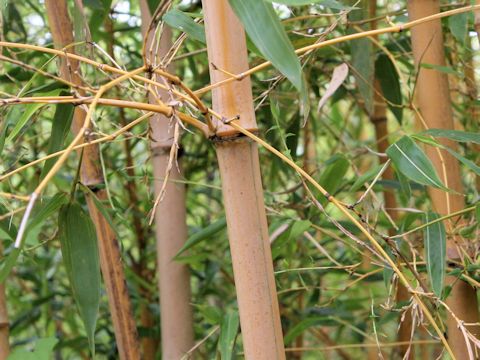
left=203, top=1, right=286, bottom=358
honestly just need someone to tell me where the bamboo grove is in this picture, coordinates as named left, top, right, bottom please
left=0, top=0, right=479, bottom=359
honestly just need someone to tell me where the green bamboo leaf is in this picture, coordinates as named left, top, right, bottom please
left=348, top=2, right=374, bottom=114
left=163, top=9, right=206, bottom=43
left=40, top=102, right=75, bottom=179
left=284, top=317, right=328, bottom=344
left=6, top=89, right=62, bottom=143
left=444, top=147, right=480, bottom=176
left=175, top=217, right=227, bottom=258
left=448, top=13, right=468, bottom=44
left=0, top=247, right=21, bottom=284
left=228, top=0, right=303, bottom=92
left=386, top=136, right=446, bottom=190
left=0, top=204, right=17, bottom=241
left=350, top=164, right=383, bottom=192
left=412, top=134, right=480, bottom=176
left=26, top=193, right=68, bottom=236
left=476, top=203, right=480, bottom=223
left=264, top=0, right=350, bottom=9
left=420, top=63, right=462, bottom=77
left=6, top=337, right=58, bottom=360
left=423, top=212, right=446, bottom=298
left=317, top=154, right=349, bottom=205
left=218, top=309, right=240, bottom=360
left=421, top=129, right=480, bottom=145
left=58, top=203, right=100, bottom=356
left=375, top=54, right=402, bottom=123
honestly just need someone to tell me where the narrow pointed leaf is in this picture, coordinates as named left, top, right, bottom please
left=218, top=309, right=240, bottom=360
left=163, top=9, right=206, bottom=43
left=375, top=54, right=402, bottom=123
left=264, top=0, right=351, bottom=9
left=228, top=0, right=303, bottom=91
left=421, top=129, right=480, bottom=145
left=386, top=136, right=446, bottom=190
left=58, top=203, right=100, bottom=355
left=423, top=212, right=446, bottom=297
left=412, top=134, right=480, bottom=176
left=40, top=102, right=74, bottom=179
left=175, top=217, right=227, bottom=258
left=6, top=89, right=62, bottom=143
left=0, top=247, right=21, bottom=283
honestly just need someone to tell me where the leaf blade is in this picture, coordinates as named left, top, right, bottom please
left=228, top=0, right=303, bottom=91
left=423, top=212, right=446, bottom=298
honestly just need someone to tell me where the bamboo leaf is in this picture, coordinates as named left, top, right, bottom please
left=40, top=102, right=75, bottom=179
left=26, top=193, right=68, bottom=236
left=318, top=154, right=349, bottom=204
left=0, top=247, right=21, bottom=284
left=264, top=0, right=350, bottom=9
left=348, top=2, right=374, bottom=114
left=228, top=0, right=303, bottom=92
left=444, top=147, right=480, bottom=176
left=175, top=217, right=227, bottom=258
left=386, top=136, right=446, bottom=190
left=6, top=337, right=58, bottom=360
left=420, top=63, right=462, bottom=77
left=284, top=317, right=328, bottom=344
left=6, top=89, right=62, bottom=143
left=163, top=9, right=206, bottom=43
left=0, top=204, right=17, bottom=241
left=421, top=129, right=480, bottom=145
left=423, top=212, right=446, bottom=298
left=58, top=203, right=101, bottom=355
left=448, top=13, right=468, bottom=44
left=218, top=309, right=240, bottom=360
left=350, top=164, right=383, bottom=192
left=317, top=63, right=348, bottom=112
left=412, top=134, right=480, bottom=176
left=375, top=54, right=402, bottom=123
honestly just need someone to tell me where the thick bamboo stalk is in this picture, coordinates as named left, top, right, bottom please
left=202, top=1, right=285, bottom=358
left=139, top=2, right=194, bottom=359
left=44, top=1, right=141, bottom=359
left=0, top=245, right=9, bottom=360
left=407, top=1, right=480, bottom=358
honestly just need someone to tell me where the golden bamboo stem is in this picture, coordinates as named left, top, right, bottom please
left=44, top=1, right=141, bottom=358
left=139, top=2, right=194, bottom=358
left=202, top=1, right=286, bottom=358
left=407, top=1, right=480, bottom=358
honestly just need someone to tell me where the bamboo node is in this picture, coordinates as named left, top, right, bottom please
left=0, top=321, right=9, bottom=328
